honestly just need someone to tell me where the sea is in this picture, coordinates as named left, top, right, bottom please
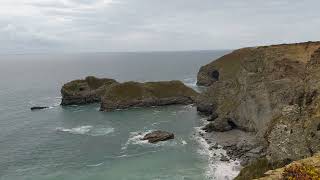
left=0, top=50, right=240, bottom=180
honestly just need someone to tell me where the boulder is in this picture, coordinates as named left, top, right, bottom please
left=100, top=80, right=198, bottom=111
left=202, top=118, right=236, bottom=132
left=142, top=130, right=174, bottom=143
left=61, top=76, right=118, bottom=105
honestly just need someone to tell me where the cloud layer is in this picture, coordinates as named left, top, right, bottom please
left=0, top=0, right=319, bottom=53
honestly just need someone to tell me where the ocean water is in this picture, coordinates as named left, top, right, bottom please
left=0, top=50, right=239, bottom=180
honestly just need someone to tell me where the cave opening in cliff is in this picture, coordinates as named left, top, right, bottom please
left=211, top=70, right=220, bottom=80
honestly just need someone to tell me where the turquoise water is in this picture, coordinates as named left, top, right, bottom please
left=0, top=51, right=234, bottom=180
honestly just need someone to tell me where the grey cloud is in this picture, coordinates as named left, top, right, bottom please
left=0, top=0, right=319, bottom=54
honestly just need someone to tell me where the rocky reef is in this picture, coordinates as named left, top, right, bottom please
left=196, top=41, right=320, bottom=177
left=142, top=130, right=174, bottom=143
left=61, top=76, right=118, bottom=105
left=100, top=80, right=198, bottom=111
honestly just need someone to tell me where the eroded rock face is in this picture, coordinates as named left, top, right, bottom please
left=142, top=130, right=174, bottom=143
left=61, top=76, right=118, bottom=105
left=100, top=80, right=198, bottom=111
left=196, top=42, right=320, bottom=164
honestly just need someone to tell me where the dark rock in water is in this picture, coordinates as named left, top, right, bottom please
left=220, top=154, right=230, bottom=162
left=210, top=143, right=219, bottom=150
left=61, top=76, right=118, bottom=106
left=207, top=112, right=218, bottom=121
left=142, top=130, right=174, bottom=143
left=100, top=80, right=198, bottom=111
left=31, top=106, right=49, bottom=111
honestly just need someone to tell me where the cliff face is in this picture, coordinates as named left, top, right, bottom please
left=61, top=76, right=118, bottom=105
left=196, top=42, right=320, bottom=164
left=100, top=80, right=198, bottom=111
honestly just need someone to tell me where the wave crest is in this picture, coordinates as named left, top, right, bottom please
left=56, top=126, right=114, bottom=136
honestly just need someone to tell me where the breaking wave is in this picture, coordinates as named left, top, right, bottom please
left=194, top=126, right=241, bottom=180
left=56, top=126, right=114, bottom=136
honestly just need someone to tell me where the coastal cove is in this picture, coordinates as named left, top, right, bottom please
left=0, top=50, right=241, bottom=180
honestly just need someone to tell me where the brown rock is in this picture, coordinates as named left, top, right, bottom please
left=142, top=130, right=174, bottom=143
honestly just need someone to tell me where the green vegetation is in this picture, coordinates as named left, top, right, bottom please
left=105, top=81, right=148, bottom=101
left=235, top=157, right=291, bottom=180
left=104, top=81, right=198, bottom=101
left=282, top=163, right=320, bottom=180
left=145, top=81, right=197, bottom=98
left=85, top=76, right=116, bottom=89
left=62, top=76, right=117, bottom=95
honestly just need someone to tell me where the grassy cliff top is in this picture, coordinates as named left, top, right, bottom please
left=198, top=41, right=320, bottom=85
left=61, top=76, right=117, bottom=95
left=255, top=153, right=320, bottom=180
left=103, top=80, right=198, bottom=101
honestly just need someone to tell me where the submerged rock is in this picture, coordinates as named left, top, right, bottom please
left=142, top=130, right=174, bottom=143
left=61, top=76, right=118, bottom=105
left=100, top=80, right=198, bottom=111
left=31, top=106, right=49, bottom=111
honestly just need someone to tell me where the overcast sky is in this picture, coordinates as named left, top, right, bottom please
left=0, top=0, right=319, bottom=53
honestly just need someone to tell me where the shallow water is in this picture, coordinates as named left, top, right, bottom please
left=0, top=50, right=239, bottom=180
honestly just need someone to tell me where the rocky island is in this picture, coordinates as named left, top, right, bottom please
left=61, top=78, right=198, bottom=111
left=196, top=41, right=320, bottom=179
left=100, top=80, right=198, bottom=111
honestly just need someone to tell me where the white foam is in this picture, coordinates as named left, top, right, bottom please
left=90, top=127, right=115, bottom=136
left=183, top=77, right=197, bottom=87
left=86, top=162, right=104, bottom=167
left=121, top=130, right=178, bottom=150
left=194, top=127, right=241, bottom=180
left=152, top=110, right=161, bottom=115
left=181, top=140, right=188, bottom=145
left=56, top=126, right=92, bottom=135
left=56, top=126, right=114, bottom=136
left=121, top=131, right=151, bottom=150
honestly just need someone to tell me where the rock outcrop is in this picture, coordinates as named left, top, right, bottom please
left=61, top=76, right=118, bottom=105
left=196, top=42, right=320, bottom=171
left=100, top=80, right=198, bottom=111
left=142, top=130, right=174, bottom=143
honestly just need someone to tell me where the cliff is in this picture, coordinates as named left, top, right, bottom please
left=196, top=41, right=320, bottom=176
left=100, top=80, right=198, bottom=111
left=61, top=76, right=118, bottom=105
